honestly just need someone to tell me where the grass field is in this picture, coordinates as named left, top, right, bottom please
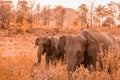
left=0, top=27, right=120, bottom=80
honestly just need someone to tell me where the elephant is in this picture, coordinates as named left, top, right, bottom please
left=34, top=36, right=59, bottom=69
left=65, top=29, right=119, bottom=79
left=58, top=36, right=66, bottom=65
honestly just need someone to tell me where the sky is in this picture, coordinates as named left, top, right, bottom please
left=13, top=0, right=120, bottom=10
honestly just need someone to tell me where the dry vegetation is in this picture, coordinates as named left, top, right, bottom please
left=0, top=27, right=120, bottom=80
left=0, top=0, right=120, bottom=80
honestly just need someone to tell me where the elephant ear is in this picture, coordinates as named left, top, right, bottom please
left=49, top=37, right=57, bottom=50
left=59, top=36, right=66, bottom=40
left=59, top=36, right=66, bottom=46
left=43, top=37, right=51, bottom=51
left=81, top=30, right=104, bottom=70
left=80, top=30, right=100, bottom=53
left=35, top=38, right=41, bottom=46
left=80, top=30, right=99, bottom=46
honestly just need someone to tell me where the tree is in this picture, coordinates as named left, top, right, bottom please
left=16, top=0, right=30, bottom=24
left=102, top=17, right=115, bottom=27
left=34, top=3, right=40, bottom=26
left=54, top=5, right=66, bottom=26
left=0, top=0, right=13, bottom=29
left=95, top=5, right=107, bottom=27
left=40, top=5, right=51, bottom=26
left=78, top=4, right=88, bottom=28
left=90, top=0, right=97, bottom=28
left=27, top=0, right=36, bottom=26
left=117, top=3, right=120, bottom=24
left=107, top=1, right=117, bottom=27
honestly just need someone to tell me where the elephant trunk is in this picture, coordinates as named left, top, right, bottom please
left=68, top=71, right=72, bottom=80
left=34, top=46, right=44, bottom=66
left=66, top=55, right=77, bottom=72
left=67, top=64, right=75, bottom=80
left=67, top=63, right=76, bottom=72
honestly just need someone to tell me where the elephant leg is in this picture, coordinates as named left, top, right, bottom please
left=54, top=59, right=57, bottom=68
left=108, top=64, right=112, bottom=74
left=62, top=53, right=67, bottom=65
left=61, top=56, right=64, bottom=65
left=87, top=45, right=98, bottom=72
left=87, top=56, right=96, bottom=72
left=51, top=57, right=57, bottom=68
left=45, top=55, right=50, bottom=69
left=81, top=60, right=87, bottom=68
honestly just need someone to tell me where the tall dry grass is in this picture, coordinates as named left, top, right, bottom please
left=0, top=50, right=120, bottom=80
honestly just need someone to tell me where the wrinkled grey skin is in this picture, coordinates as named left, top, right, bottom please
left=34, top=36, right=59, bottom=69
left=65, top=29, right=119, bottom=79
left=58, top=36, right=66, bottom=65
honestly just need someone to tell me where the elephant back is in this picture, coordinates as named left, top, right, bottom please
left=80, top=29, right=119, bottom=51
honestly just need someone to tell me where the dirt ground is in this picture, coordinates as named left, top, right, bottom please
left=0, top=27, right=120, bottom=57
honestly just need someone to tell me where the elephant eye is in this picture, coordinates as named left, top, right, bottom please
left=64, top=50, right=66, bottom=54
left=76, top=51, right=80, bottom=56
left=44, top=43, right=49, bottom=48
left=43, top=44, right=46, bottom=47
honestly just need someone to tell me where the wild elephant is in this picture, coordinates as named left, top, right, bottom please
left=34, top=36, right=59, bottom=69
left=58, top=36, right=66, bottom=65
left=65, top=29, right=119, bottom=79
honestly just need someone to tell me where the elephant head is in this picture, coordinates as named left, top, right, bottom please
left=34, top=36, right=51, bottom=66
left=65, top=34, right=87, bottom=72
left=34, top=36, right=59, bottom=69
